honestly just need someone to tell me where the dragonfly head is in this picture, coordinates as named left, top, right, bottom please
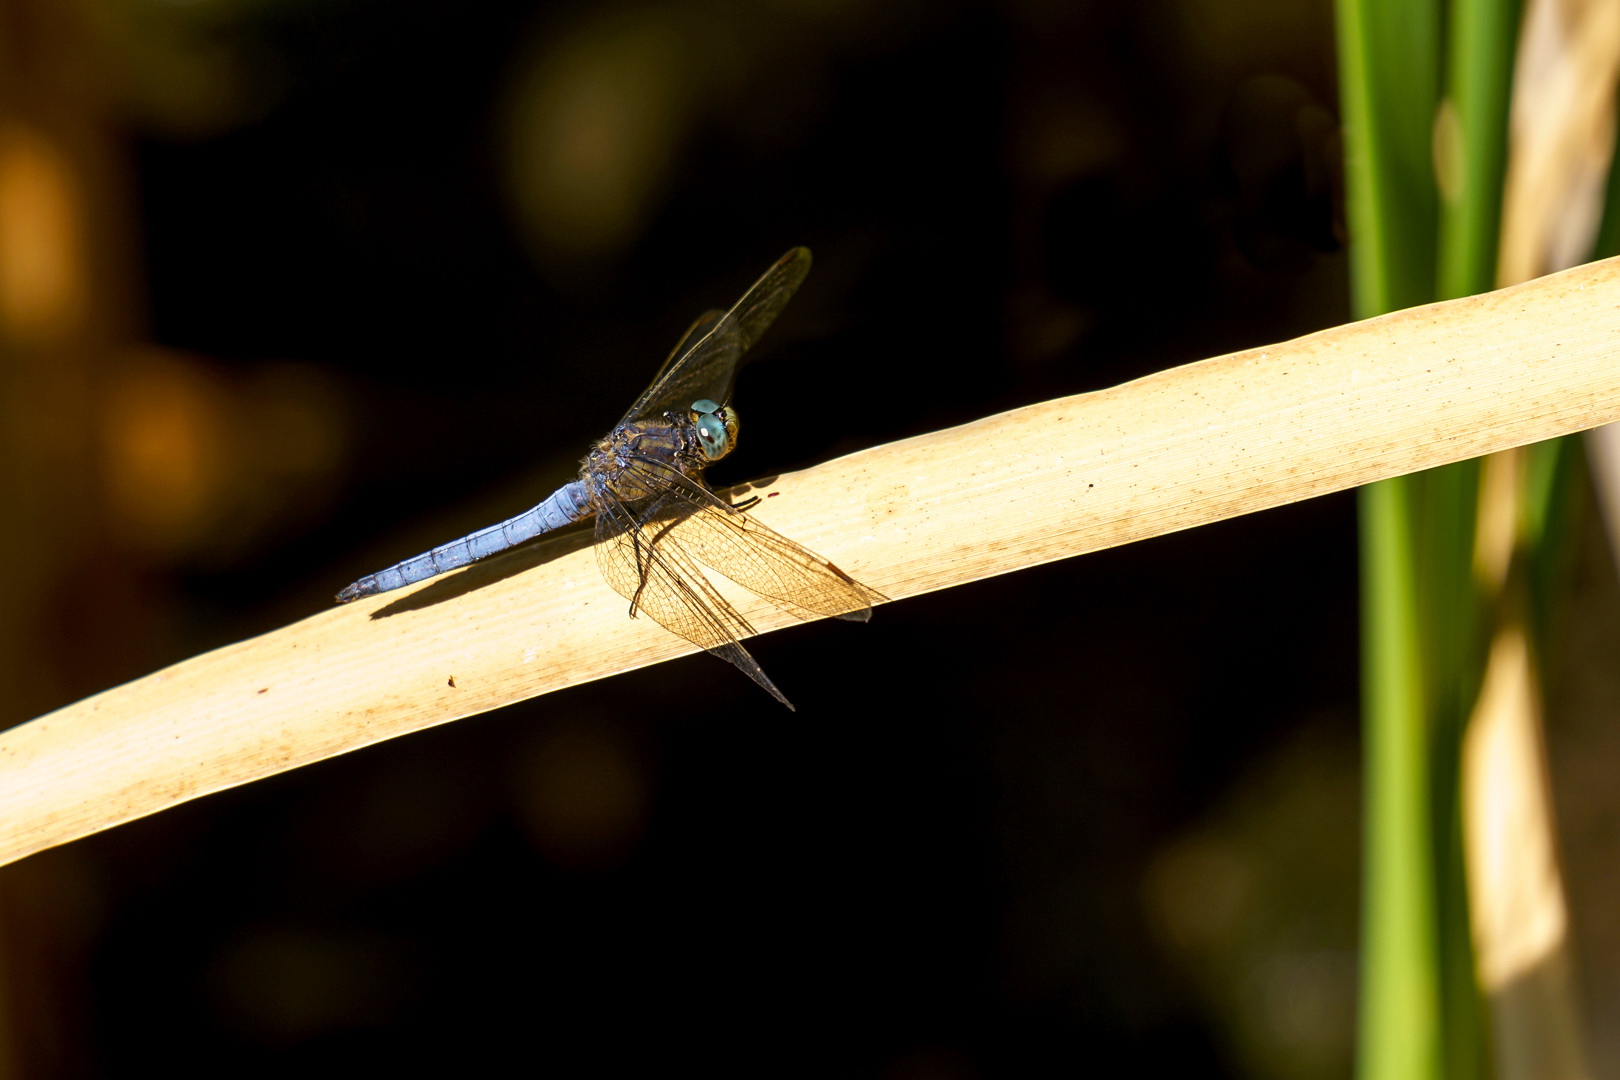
left=690, top=398, right=739, bottom=462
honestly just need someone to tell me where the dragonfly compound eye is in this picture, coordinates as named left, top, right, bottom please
left=694, top=409, right=731, bottom=460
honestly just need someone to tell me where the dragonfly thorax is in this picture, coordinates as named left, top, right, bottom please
left=578, top=407, right=732, bottom=505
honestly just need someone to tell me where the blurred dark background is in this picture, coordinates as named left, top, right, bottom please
left=3, top=0, right=1612, bottom=1076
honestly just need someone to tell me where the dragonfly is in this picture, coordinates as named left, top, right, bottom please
left=337, top=247, right=885, bottom=709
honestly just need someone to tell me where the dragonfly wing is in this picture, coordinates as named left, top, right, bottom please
left=620, top=247, right=812, bottom=423
left=638, top=308, right=725, bottom=404
left=618, top=457, right=886, bottom=622
left=594, top=493, right=795, bottom=709
left=721, top=246, right=813, bottom=355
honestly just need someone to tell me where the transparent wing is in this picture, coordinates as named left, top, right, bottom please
left=638, top=308, right=724, bottom=405
left=619, top=247, right=812, bottom=424
left=613, top=456, right=886, bottom=621
left=594, top=491, right=794, bottom=709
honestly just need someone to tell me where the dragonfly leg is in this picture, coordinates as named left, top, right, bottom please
left=627, top=530, right=650, bottom=618
left=627, top=501, right=682, bottom=618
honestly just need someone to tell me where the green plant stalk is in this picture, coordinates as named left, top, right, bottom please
left=1336, top=0, right=1440, bottom=318
left=1335, top=0, right=1448, bottom=1076
left=1412, top=464, right=1487, bottom=1080
left=1436, top=0, right=1521, bottom=302
left=1358, top=477, right=1443, bottom=1080
left=1430, top=3, right=1522, bottom=1076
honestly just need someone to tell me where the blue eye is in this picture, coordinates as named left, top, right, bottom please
left=695, top=411, right=730, bottom=459
left=690, top=398, right=720, bottom=415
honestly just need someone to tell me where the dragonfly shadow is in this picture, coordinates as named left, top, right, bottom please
left=367, top=523, right=597, bottom=619
left=720, top=475, right=781, bottom=508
